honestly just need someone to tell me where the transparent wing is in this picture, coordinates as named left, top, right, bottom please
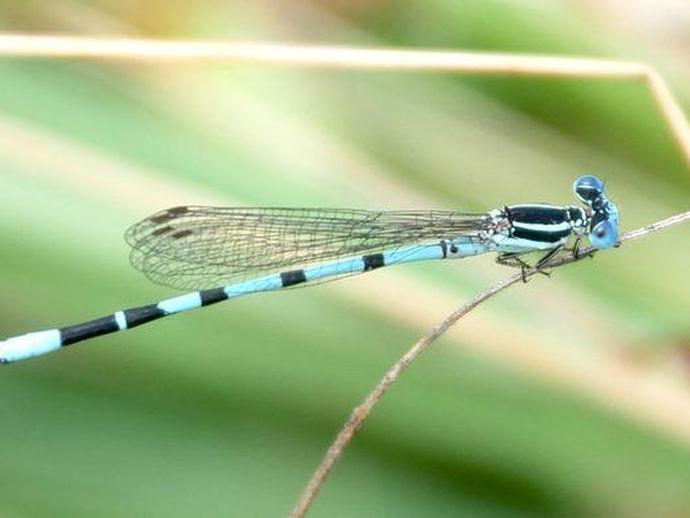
left=125, top=206, right=488, bottom=290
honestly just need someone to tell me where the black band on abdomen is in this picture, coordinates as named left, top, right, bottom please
left=363, top=253, right=385, bottom=271
left=60, top=315, right=120, bottom=346
left=280, top=269, right=307, bottom=287
left=200, top=288, right=229, bottom=306
left=124, top=304, right=166, bottom=328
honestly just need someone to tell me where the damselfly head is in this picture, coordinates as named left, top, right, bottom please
left=573, top=174, right=619, bottom=249
left=589, top=212, right=618, bottom=249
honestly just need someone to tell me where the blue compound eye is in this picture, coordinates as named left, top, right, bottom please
left=574, top=175, right=605, bottom=203
left=589, top=219, right=618, bottom=249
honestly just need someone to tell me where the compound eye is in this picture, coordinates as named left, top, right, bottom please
left=574, top=175, right=605, bottom=203
left=589, top=219, right=618, bottom=249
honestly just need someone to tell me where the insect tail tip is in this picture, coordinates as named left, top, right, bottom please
left=0, top=341, right=9, bottom=364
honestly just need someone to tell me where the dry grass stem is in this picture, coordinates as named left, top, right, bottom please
left=0, top=35, right=648, bottom=75
left=0, top=35, right=688, bottom=167
left=290, top=210, right=690, bottom=518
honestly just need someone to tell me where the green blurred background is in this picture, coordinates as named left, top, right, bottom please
left=0, top=1, right=689, bottom=516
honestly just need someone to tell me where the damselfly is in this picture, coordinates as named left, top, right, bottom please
left=0, top=175, right=619, bottom=364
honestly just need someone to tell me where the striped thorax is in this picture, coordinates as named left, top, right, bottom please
left=475, top=204, right=589, bottom=254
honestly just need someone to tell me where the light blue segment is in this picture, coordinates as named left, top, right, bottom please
left=0, top=330, right=62, bottom=363
left=216, top=241, right=488, bottom=300
left=448, top=238, right=491, bottom=258
left=158, top=292, right=202, bottom=314
left=383, top=244, right=445, bottom=265
left=114, top=311, right=127, bottom=330
left=304, top=257, right=364, bottom=281
left=225, top=273, right=283, bottom=298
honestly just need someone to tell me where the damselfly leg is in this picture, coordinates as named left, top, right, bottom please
left=496, top=245, right=565, bottom=282
left=568, top=236, right=596, bottom=261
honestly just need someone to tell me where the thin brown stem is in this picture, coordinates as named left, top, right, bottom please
left=290, top=209, right=690, bottom=518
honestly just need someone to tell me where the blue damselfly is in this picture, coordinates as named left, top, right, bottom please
left=0, top=175, right=618, bottom=363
